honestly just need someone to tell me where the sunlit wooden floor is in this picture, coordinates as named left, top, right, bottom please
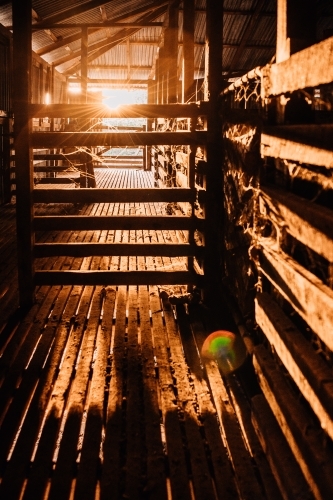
left=0, top=168, right=280, bottom=500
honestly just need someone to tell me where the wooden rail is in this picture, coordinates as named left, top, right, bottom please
left=29, top=102, right=207, bottom=119
left=261, top=35, right=333, bottom=97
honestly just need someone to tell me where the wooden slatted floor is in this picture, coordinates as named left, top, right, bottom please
left=0, top=169, right=281, bottom=499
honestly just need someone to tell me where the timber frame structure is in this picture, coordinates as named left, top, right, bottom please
left=11, top=0, right=224, bottom=309
left=0, top=0, right=333, bottom=499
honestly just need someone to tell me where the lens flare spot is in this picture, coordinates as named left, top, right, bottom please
left=201, top=330, right=247, bottom=375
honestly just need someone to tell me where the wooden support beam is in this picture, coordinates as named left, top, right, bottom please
left=276, top=0, right=316, bottom=64
left=33, top=22, right=164, bottom=30
left=183, top=0, right=195, bottom=103
left=81, top=26, right=88, bottom=102
left=255, top=293, right=333, bottom=444
left=33, top=187, right=196, bottom=204
left=261, top=35, right=333, bottom=97
left=30, top=103, right=205, bottom=119
left=34, top=1, right=169, bottom=56
left=259, top=245, right=333, bottom=351
left=63, top=6, right=167, bottom=75
left=164, top=1, right=179, bottom=103
left=33, top=215, right=203, bottom=231
left=34, top=242, right=203, bottom=258
left=31, top=131, right=206, bottom=148
left=34, top=270, right=202, bottom=286
left=260, top=185, right=333, bottom=262
left=261, top=126, right=333, bottom=168
left=253, top=345, right=333, bottom=500
left=12, top=0, right=35, bottom=309
left=204, top=0, right=223, bottom=305
left=31, top=1, right=112, bottom=28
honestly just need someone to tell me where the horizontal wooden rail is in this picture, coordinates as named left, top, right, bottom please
left=251, top=394, right=313, bottom=500
left=31, top=131, right=207, bottom=148
left=34, top=242, right=204, bottom=258
left=261, top=35, right=333, bottom=97
left=260, top=184, right=333, bottom=262
left=33, top=166, right=79, bottom=172
left=261, top=125, right=333, bottom=168
left=33, top=215, right=203, bottom=231
left=33, top=154, right=83, bottom=161
left=29, top=103, right=208, bottom=119
left=36, top=178, right=78, bottom=184
left=34, top=270, right=203, bottom=286
left=33, top=187, right=196, bottom=204
left=255, top=293, right=333, bottom=441
left=259, top=245, right=333, bottom=351
left=252, top=346, right=333, bottom=499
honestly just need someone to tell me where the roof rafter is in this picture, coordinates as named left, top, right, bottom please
left=32, top=0, right=110, bottom=28
left=62, top=5, right=168, bottom=76
left=35, top=0, right=169, bottom=56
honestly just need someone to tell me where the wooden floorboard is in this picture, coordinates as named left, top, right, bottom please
left=0, top=168, right=276, bottom=499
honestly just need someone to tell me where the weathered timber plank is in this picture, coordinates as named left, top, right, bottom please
left=30, top=103, right=205, bottom=119
left=261, top=36, right=333, bottom=97
left=188, top=305, right=265, bottom=500
left=34, top=270, right=202, bottom=286
left=34, top=215, right=203, bottom=231
left=31, top=131, right=206, bottom=149
left=255, top=292, right=333, bottom=440
left=260, top=245, right=333, bottom=351
left=23, top=285, right=94, bottom=500
left=0, top=286, right=61, bottom=467
left=100, top=287, right=127, bottom=500
left=139, top=286, right=168, bottom=500
left=34, top=242, right=203, bottom=258
left=123, top=286, right=146, bottom=499
left=253, top=342, right=333, bottom=499
left=0, top=285, right=73, bottom=500
left=227, top=375, right=283, bottom=500
left=174, top=303, right=236, bottom=500
left=149, top=289, right=193, bottom=500
left=74, top=287, right=116, bottom=500
left=177, top=302, right=239, bottom=500
left=48, top=288, right=101, bottom=500
left=251, top=394, right=314, bottom=500
left=261, top=128, right=333, bottom=168
left=0, top=286, right=50, bottom=383
left=33, top=187, right=196, bottom=204
left=261, top=185, right=333, bottom=262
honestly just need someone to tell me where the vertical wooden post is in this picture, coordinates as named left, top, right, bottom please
left=2, top=117, right=12, bottom=203
left=276, top=0, right=316, bottom=63
left=204, top=0, right=223, bottom=305
left=81, top=26, right=88, bottom=103
left=156, top=48, right=164, bottom=104
left=12, top=0, right=35, bottom=309
left=276, top=0, right=316, bottom=123
left=164, top=1, right=179, bottom=103
left=146, top=79, right=156, bottom=171
left=183, top=0, right=195, bottom=103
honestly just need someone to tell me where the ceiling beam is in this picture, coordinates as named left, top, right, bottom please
left=35, top=0, right=169, bottom=56
left=68, top=78, right=148, bottom=85
left=33, top=22, right=164, bottom=30
left=32, top=0, right=111, bottom=28
left=63, top=5, right=168, bottom=75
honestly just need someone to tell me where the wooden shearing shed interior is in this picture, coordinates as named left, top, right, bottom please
left=0, top=0, right=333, bottom=498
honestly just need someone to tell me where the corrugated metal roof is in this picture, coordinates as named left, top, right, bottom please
left=0, top=0, right=332, bottom=93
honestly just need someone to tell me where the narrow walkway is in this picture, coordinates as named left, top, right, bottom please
left=0, top=169, right=279, bottom=500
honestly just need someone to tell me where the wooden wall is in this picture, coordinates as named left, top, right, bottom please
left=222, top=32, right=333, bottom=500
